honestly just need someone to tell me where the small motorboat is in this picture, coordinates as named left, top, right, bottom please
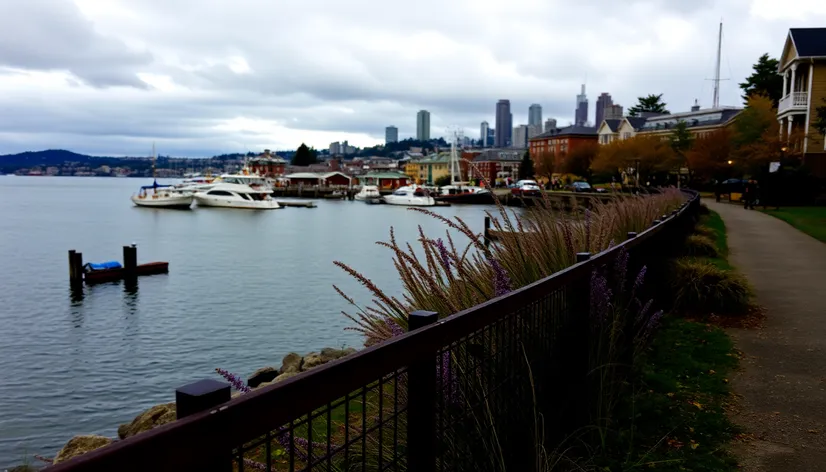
left=354, top=185, right=381, bottom=202
left=382, top=186, right=436, bottom=207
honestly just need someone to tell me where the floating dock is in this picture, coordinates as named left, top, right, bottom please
left=276, top=200, right=317, bottom=208
left=69, top=245, right=169, bottom=286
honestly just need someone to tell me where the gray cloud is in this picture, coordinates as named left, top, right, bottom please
left=0, top=0, right=823, bottom=156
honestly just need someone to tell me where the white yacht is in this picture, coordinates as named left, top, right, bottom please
left=131, top=180, right=194, bottom=209
left=354, top=185, right=381, bottom=202
left=193, top=183, right=281, bottom=210
left=131, top=144, right=194, bottom=209
left=382, top=186, right=436, bottom=206
left=215, top=170, right=273, bottom=192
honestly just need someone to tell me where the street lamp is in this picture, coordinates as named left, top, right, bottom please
left=727, top=160, right=733, bottom=165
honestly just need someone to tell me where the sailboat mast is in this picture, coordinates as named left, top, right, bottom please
left=712, top=21, right=722, bottom=109
left=450, top=137, right=456, bottom=184
left=152, top=142, right=157, bottom=180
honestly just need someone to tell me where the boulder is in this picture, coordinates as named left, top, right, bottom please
left=301, top=352, right=324, bottom=371
left=280, top=352, right=302, bottom=374
left=320, top=347, right=356, bottom=360
left=117, top=403, right=177, bottom=440
left=53, top=435, right=113, bottom=464
left=247, top=366, right=279, bottom=388
left=303, top=347, right=357, bottom=371
left=274, top=371, right=299, bottom=383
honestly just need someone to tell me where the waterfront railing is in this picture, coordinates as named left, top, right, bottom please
left=48, top=191, right=700, bottom=472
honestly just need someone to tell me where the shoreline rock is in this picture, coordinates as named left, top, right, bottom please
left=117, top=402, right=176, bottom=440
left=53, top=435, right=113, bottom=464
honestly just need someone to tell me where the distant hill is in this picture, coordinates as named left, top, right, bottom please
left=0, top=149, right=131, bottom=167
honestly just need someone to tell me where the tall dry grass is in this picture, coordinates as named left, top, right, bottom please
left=334, top=189, right=686, bottom=346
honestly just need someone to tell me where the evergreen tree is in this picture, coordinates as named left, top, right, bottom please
left=628, top=94, right=670, bottom=116
left=739, top=53, right=783, bottom=108
left=518, top=150, right=535, bottom=180
left=292, top=143, right=319, bottom=166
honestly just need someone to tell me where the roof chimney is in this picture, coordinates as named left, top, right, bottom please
left=691, top=100, right=701, bottom=112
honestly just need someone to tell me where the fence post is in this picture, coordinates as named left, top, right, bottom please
left=563, top=252, right=592, bottom=431
left=407, top=310, right=439, bottom=472
left=176, top=379, right=232, bottom=471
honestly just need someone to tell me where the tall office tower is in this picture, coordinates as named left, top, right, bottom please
left=544, top=118, right=557, bottom=133
left=416, top=110, right=431, bottom=141
left=528, top=104, right=542, bottom=127
left=494, top=100, right=512, bottom=148
left=385, top=126, right=398, bottom=144
left=604, top=104, right=624, bottom=120
left=575, top=84, right=589, bottom=126
left=595, top=93, right=613, bottom=126
left=480, top=121, right=489, bottom=147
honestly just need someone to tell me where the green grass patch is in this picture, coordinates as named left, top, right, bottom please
left=763, top=206, right=826, bottom=243
left=595, top=317, right=739, bottom=471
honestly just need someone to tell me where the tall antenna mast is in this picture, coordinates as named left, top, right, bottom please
left=712, top=21, right=723, bottom=109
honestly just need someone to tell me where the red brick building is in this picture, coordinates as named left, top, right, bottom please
left=528, top=125, right=598, bottom=161
left=471, top=149, right=522, bottom=185
left=285, top=171, right=352, bottom=186
left=249, top=150, right=287, bottom=177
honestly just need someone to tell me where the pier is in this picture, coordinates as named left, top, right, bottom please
left=68, top=245, right=169, bottom=286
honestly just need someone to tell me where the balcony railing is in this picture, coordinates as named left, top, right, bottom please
left=778, top=91, right=808, bottom=113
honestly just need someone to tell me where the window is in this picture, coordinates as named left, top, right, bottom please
left=623, top=132, right=631, bottom=139
left=207, top=190, right=234, bottom=196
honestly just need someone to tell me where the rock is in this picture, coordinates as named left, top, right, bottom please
left=280, top=352, right=302, bottom=374
left=320, top=347, right=357, bottom=360
left=302, top=347, right=357, bottom=371
left=301, top=352, right=324, bottom=370
left=53, top=435, right=113, bottom=464
left=117, top=403, right=177, bottom=440
left=274, top=371, right=299, bottom=383
left=248, top=366, right=279, bottom=388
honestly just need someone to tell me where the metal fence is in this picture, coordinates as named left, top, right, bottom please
left=48, top=192, right=700, bottom=472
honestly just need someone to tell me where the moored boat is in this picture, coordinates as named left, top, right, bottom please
left=193, top=183, right=281, bottom=210
left=132, top=180, right=194, bottom=209
left=354, top=185, right=381, bottom=202
left=382, top=186, right=436, bottom=206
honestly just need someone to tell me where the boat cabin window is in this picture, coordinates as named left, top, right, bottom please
left=208, top=190, right=234, bottom=196
left=238, top=193, right=252, bottom=200
left=413, top=189, right=425, bottom=197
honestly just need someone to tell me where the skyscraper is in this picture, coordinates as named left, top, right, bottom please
left=385, top=126, right=398, bottom=144
left=544, top=118, right=557, bottom=133
left=416, top=110, right=431, bottom=141
left=604, top=104, right=624, bottom=120
left=495, top=100, right=512, bottom=148
left=512, top=125, right=529, bottom=149
left=595, top=93, right=613, bottom=127
left=480, top=121, right=489, bottom=147
left=575, top=84, right=588, bottom=126
left=528, top=104, right=542, bottom=127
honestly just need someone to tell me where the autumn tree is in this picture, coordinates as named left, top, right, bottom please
left=739, top=53, right=783, bottom=108
left=533, top=150, right=555, bottom=182
left=685, top=129, right=733, bottom=181
left=732, top=94, right=777, bottom=149
left=592, top=136, right=676, bottom=184
left=562, top=141, right=600, bottom=182
left=628, top=94, right=670, bottom=116
left=814, top=98, right=826, bottom=136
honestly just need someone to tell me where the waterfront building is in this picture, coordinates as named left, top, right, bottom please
left=529, top=104, right=542, bottom=127
left=595, top=93, right=613, bottom=129
left=284, top=171, right=352, bottom=186
left=529, top=125, right=598, bottom=165
left=776, top=27, right=826, bottom=176
left=597, top=117, right=647, bottom=145
left=356, top=171, right=411, bottom=189
left=575, top=85, right=589, bottom=126
left=494, top=100, right=512, bottom=148
left=472, top=149, right=522, bottom=184
left=416, top=110, right=431, bottom=141
left=248, top=149, right=288, bottom=176
left=404, top=152, right=471, bottom=185
left=634, top=106, right=742, bottom=139
left=385, top=126, right=398, bottom=144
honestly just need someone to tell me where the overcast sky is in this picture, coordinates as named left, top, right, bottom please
left=1, top=0, right=825, bottom=157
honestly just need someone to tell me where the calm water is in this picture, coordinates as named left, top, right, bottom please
left=0, top=177, right=501, bottom=467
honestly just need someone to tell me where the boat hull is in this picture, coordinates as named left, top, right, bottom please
left=193, top=194, right=281, bottom=210
left=434, top=192, right=494, bottom=204
left=382, top=196, right=436, bottom=206
left=131, top=194, right=193, bottom=209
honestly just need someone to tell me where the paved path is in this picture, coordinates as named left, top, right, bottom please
left=705, top=201, right=826, bottom=471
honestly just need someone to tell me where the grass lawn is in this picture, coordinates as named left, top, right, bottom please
left=596, top=318, right=740, bottom=471
left=763, top=207, right=826, bottom=243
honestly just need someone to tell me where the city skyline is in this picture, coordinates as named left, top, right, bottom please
left=0, top=1, right=823, bottom=156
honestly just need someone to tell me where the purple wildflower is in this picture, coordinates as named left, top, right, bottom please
left=646, top=310, right=664, bottom=330
left=243, top=458, right=268, bottom=471
left=584, top=209, right=592, bottom=252
left=590, top=271, right=613, bottom=324
left=562, top=223, right=574, bottom=258
left=489, top=257, right=512, bottom=297
left=439, top=351, right=459, bottom=405
left=384, top=316, right=405, bottom=338
left=607, top=239, right=616, bottom=250
left=434, top=238, right=451, bottom=269
left=631, top=265, right=647, bottom=301
left=215, top=368, right=251, bottom=394
left=635, top=299, right=653, bottom=325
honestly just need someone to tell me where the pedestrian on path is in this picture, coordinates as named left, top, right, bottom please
left=743, top=179, right=758, bottom=210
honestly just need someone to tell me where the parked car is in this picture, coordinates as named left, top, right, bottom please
left=511, top=180, right=541, bottom=196
left=566, top=181, right=593, bottom=192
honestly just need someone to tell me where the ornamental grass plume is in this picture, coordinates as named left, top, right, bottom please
left=334, top=180, right=686, bottom=346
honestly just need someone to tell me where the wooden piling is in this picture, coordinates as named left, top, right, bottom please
left=484, top=216, right=491, bottom=248
left=68, top=250, right=84, bottom=285
left=123, top=245, right=137, bottom=274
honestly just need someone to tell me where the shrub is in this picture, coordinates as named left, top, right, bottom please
left=670, top=258, right=750, bottom=315
left=693, top=225, right=717, bottom=240
left=684, top=234, right=719, bottom=258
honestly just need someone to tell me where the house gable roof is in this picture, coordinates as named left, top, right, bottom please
left=624, top=117, right=647, bottom=131
left=598, top=119, right=621, bottom=133
left=790, top=28, right=826, bottom=58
